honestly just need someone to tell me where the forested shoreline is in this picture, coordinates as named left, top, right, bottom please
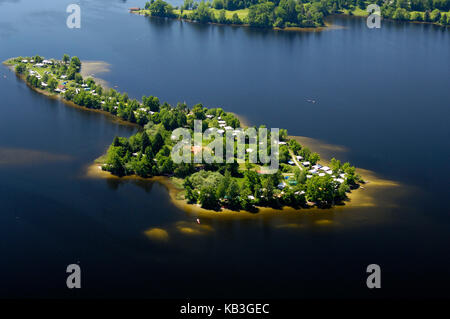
left=135, top=0, right=450, bottom=29
left=7, top=56, right=363, bottom=212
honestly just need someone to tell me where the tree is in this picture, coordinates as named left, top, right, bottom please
left=244, top=170, right=260, bottom=193
left=74, top=73, right=83, bottom=84
left=105, top=146, right=126, bottom=176
left=190, top=1, right=214, bottom=23
left=15, top=63, right=26, bottom=74
left=199, top=186, right=219, bottom=209
left=411, top=11, right=423, bottom=21
left=151, top=132, right=164, bottom=153
left=226, top=179, right=241, bottom=209
left=294, top=167, right=307, bottom=184
left=231, top=13, right=242, bottom=24
left=305, top=175, right=335, bottom=205
left=424, top=10, right=431, bottom=22
left=212, top=0, right=224, bottom=9
left=430, top=9, right=441, bottom=22
left=240, top=187, right=254, bottom=211
left=62, top=54, right=70, bottom=64
left=70, top=56, right=81, bottom=69
left=128, top=110, right=136, bottom=123
left=141, top=131, right=151, bottom=152
left=393, top=7, right=410, bottom=20
left=218, top=9, right=228, bottom=24
left=309, top=152, right=320, bottom=165
left=148, top=0, right=176, bottom=17
left=330, top=157, right=341, bottom=172
left=174, top=163, right=194, bottom=178
left=113, top=136, right=121, bottom=147
left=192, top=103, right=206, bottom=120
left=336, top=182, right=350, bottom=200
left=441, top=13, right=448, bottom=25
left=247, top=2, right=275, bottom=27
left=216, top=170, right=231, bottom=198
left=133, top=157, right=154, bottom=177
left=48, top=78, right=58, bottom=91
left=143, top=95, right=160, bottom=112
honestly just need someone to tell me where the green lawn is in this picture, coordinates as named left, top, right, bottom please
left=341, top=7, right=369, bottom=17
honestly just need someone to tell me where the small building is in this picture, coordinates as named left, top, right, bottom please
left=302, top=161, right=310, bottom=166
left=288, top=160, right=294, bottom=165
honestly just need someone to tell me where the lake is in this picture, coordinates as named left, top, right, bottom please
left=0, top=0, right=449, bottom=298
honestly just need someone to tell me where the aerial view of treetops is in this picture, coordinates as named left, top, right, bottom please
left=132, top=0, right=450, bottom=29
left=5, top=55, right=365, bottom=212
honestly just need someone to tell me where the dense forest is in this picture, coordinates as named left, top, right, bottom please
left=9, top=55, right=362, bottom=211
left=141, top=0, right=450, bottom=28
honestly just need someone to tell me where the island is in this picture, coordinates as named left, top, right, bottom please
left=4, top=55, right=365, bottom=213
left=132, top=0, right=450, bottom=30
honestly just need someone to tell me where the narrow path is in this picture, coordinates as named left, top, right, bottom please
left=289, top=149, right=303, bottom=171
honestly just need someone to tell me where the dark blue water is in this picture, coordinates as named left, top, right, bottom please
left=0, top=0, right=449, bottom=298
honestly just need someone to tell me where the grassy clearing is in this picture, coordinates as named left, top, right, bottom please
left=341, top=7, right=369, bottom=17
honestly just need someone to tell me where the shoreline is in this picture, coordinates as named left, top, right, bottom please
left=132, top=10, right=449, bottom=32
left=80, top=60, right=111, bottom=89
left=3, top=60, right=140, bottom=128
left=132, top=11, right=338, bottom=33
left=5, top=57, right=399, bottom=218
left=84, top=147, right=400, bottom=219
